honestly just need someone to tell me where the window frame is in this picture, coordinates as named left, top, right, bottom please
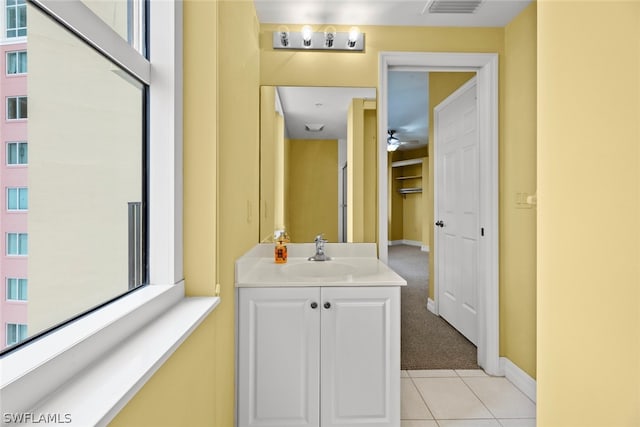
left=0, top=1, right=185, bottom=421
left=6, top=50, right=27, bottom=75
left=6, top=186, right=28, bottom=211
left=6, top=232, right=27, bottom=256
left=6, top=141, right=28, bottom=165
left=5, top=323, right=28, bottom=346
left=6, top=96, right=27, bottom=120
left=5, top=0, right=27, bottom=38
left=6, top=278, right=27, bottom=301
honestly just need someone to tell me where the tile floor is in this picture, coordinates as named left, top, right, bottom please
left=401, top=369, right=536, bottom=427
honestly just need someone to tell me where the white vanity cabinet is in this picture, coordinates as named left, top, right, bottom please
left=237, top=285, right=400, bottom=427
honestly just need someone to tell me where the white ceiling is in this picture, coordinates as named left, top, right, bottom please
left=277, top=86, right=376, bottom=140
left=254, top=0, right=532, bottom=28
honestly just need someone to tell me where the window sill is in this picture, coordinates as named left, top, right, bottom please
left=0, top=282, right=219, bottom=426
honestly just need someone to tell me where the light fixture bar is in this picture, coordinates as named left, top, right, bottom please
left=273, top=30, right=365, bottom=51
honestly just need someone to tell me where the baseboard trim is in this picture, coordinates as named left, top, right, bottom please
left=500, top=357, right=536, bottom=403
left=421, top=245, right=429, bottom=252
left=388, top=239, right=423, bottom=247
left=426, top=298, right=436, bottom=314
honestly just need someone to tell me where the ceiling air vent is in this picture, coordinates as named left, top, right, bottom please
left=305, top=124, right=325, bottom=132
left=427, top=0, right=483, bottom=14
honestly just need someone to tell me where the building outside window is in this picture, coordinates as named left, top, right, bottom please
left=6, top=232, right=27, bottom=255
left=6, top=50, right=27, bottom=74
left=7, top=187, right=27, bottom=210
left=7, top=96, right=27, bottom=119
left=6, top=323, right=27, bottom=345
left=5, top=0, right=27, bottom=38
left=6, top=142, right=27, bottom=165
left=6, top=278, right=27, bottom=301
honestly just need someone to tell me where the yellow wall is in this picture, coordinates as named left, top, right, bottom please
left=262, top=12, right=537, bottom=378
left=110, top=1, right=260, bottom=426
left=363, top=107, right=378, bottom=243
left=287, top=139, right=339, bottom=242
left=427, top=72, right=475, bottom=300
left=537, top=1, right=640, bottom=425
left=502, top=2, right=537, bottom=378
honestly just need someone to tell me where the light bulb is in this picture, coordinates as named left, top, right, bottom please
left=301, top=25, right=313, bottom=47
left=324, top=26, right=336, bottom=48
left=347, top=26, right=360, bottom=48
left=278, top=25, right=289, bottom=47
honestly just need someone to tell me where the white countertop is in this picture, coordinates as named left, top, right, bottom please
left=236, top=243, right=406, bottom=287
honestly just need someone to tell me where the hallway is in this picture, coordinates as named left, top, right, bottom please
left=389, top=245, right=477, bottom=370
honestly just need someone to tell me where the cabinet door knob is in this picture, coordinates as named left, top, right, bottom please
left=324, top=302, right=331, bottom=309
left=310, top=302, right=318, bottom=309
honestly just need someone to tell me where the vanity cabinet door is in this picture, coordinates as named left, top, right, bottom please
left=238, top=287, right=321, bottom=427
left=320, top=286, right=400, bottom=427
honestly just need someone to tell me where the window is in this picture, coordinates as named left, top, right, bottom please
left=7, top=96, right=27, bottom=120
left=6, top=0, right=26, bottom=38
left=7, top=187, right=27, bottom=210
left=6, top=50, right=27, bottom=74
left=7, top=142, right=27, bottom=165
left=6, top=232, right=27, bottom=255
left=6, top=278, right=27, bottom=301
left=6, top=323, right=27, bottom=346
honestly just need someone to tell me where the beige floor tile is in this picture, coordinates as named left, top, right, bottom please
left=413, top=377, right=493, bottom=420
left=455, top=369, right=488, bottom=377
left=438, top=420, right=501, bottom=427
left=401, top=370, right=410, bottom=377
left=498, top=419, right=536, bottom=427
left=462, top=377, right=536, bottom=419
left=408, top=369, right=457, bottom=378
left=401, top=421, right=439, bottom=427
left=401, top=378, right=434, bottom=420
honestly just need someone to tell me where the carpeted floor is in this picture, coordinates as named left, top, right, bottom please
left=388, top=245, right=479, bottom=370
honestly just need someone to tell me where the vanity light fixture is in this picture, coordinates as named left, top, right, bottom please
left=272, top=25, right=365, bottom=51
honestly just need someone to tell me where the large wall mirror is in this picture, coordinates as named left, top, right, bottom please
left=260, top=86, right=376, bottom=243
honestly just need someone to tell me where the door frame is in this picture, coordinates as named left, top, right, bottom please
left=377, top=52, right=499, bottom=375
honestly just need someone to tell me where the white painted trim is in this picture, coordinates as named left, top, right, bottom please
left=388, top=239, right=422, bottom=247
left=31, top=0, right=150, bottom=84
left=500, top=357, right=537, bottom=403
left=378, top=52, right=500, bottom=376
left=421, top=245, right=429, bottom=252
left=426, top=298, right=436, bottom=314
left=148, top=0, right=184, bottom=285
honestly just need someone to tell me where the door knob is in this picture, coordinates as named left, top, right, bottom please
left=435, top=220, right=444, bottom=227
left=324, top=302, right=331, bottom=309
left=311, top=302, right=318, bottom=309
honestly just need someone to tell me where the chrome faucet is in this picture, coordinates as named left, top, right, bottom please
left=308, top=234, right=331, bottom=261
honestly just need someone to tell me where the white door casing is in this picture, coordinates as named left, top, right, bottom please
left=377, top=52, right=499, bottom=375
left=435, top=78, right=479, bottom=345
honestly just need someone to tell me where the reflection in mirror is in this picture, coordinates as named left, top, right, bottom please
left=260, top=86, right=376, bottom=243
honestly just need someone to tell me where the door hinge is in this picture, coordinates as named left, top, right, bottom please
left=481, top=227, right=484, bottom=237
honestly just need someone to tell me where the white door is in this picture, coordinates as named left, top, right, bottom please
left=320, top=286, right=400, bottom=427
left=238, top=287, right=321, bottom=427
left=434, top=78, right=480, bottom=346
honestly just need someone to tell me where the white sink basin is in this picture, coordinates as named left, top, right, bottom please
left=283, top=261, right=356, bottom=278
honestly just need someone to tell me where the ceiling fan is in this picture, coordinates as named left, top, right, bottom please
left=387, top=129, right=419, bottom=151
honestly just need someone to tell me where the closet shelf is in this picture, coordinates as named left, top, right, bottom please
left=398, top=187, right=422, bottom=194
left=395, top=175, right=421, bottom=180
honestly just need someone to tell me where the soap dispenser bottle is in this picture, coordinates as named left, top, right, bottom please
left=274, top=230, right=289, bottom=264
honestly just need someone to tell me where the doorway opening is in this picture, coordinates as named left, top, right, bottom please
left=378, top=52, right=499, bottom=375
